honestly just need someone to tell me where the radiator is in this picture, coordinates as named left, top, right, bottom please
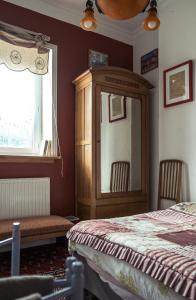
left=0, top=178, right=50, bottom=220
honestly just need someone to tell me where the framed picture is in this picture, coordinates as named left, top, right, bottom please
left=141, top=48, right=158, bottom=74
left=164, top=60, right=193, bottom=108
left=88, top=49, right=109, bottom=68
left=108, top=94, right=126, bottom=122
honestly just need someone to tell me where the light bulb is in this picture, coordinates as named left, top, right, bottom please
left=148, top=21, right=157, bottom=29
left=83, top=20, right=93, bottom=29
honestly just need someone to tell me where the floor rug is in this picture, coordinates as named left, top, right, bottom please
left=0, top=243, right=67, bottom=278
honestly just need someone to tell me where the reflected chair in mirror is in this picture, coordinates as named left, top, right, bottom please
left=110, top=161, right=130, bottom=192
left=158, top=159, right=183, bottom=210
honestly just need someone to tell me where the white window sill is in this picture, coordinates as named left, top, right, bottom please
left=0, top=155, right=61, bottom=163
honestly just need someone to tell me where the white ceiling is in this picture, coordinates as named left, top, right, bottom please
left=4, top=0, right=164, bottom=45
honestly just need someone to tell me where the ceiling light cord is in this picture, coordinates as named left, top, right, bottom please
left=86, top=0, right=94, bottom=11
left=150, top=0, right=158, bottom=9
left=142, top=0, right=151, bottom=12
left=94, top=0, right=103, bottom=14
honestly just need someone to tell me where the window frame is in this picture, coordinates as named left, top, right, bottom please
left=0, top=43, right=58, bottom=161
left=48, top=43, right=58, bottom=157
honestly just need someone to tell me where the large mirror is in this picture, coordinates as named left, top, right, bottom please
left=101, top=92, right=141, bottom=193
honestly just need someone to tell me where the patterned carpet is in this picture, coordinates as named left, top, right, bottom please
left=0, top=243, right=67, bottom=278
left=0, top=242, right=98, bottom=299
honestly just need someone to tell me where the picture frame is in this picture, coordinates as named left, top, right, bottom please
left=88, top=49, right=109, bottom=68
left=108, top=94, right=126, bottom=122
left=141, top=48, right=158, bottom=74
left=164, top=60, right=193, bottom=108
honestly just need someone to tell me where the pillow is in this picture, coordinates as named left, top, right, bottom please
left=171, top=202, right=196, bottom=216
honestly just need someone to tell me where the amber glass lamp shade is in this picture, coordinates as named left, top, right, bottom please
left=96, top=0, right=150, bottom=20
left=143, top=8, right=160, bottom=31
left=80, top=8, right=97, bottom=31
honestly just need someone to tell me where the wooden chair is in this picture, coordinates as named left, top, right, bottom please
left=0, top=256, right=84, bottom=300
left=110, top=161, right=130, bottom=192
left=0, top=223, right=84, bottom=300
left=0, top=222, right=20, bottom=276
left=158, top=159, right=183, bottom=210
left=43, top=257, right=84, bottom=300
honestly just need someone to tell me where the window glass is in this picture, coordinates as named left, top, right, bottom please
left=0, top=47, right=57, bottom=156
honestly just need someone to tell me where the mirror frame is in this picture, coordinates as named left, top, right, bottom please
left=99, top=88, right=142, bottom=195
left=96, top=84, right=149, bottom=200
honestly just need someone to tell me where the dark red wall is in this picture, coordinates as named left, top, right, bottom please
left=0, top=1, right=133, bottom=216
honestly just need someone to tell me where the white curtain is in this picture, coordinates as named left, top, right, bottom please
left=0, top=21, right=50, bottom=75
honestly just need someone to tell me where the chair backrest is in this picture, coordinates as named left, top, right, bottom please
left=0, top=222, right=20, bottom=276
left=43, top=257, right=84, bottom=300
left=110, top=161, right=130, bottom=192
left=158, top=159, right=183, bottom=210
left=0, top=257, right=84, bottom=300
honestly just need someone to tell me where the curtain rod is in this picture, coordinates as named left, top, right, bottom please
left=0, top=20, right=50, bottom=42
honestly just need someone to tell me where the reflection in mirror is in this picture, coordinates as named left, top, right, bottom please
left=101, top=92, right=141, bottom=193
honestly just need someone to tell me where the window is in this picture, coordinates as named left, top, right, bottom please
left=0, top=44, right=57, bottom=157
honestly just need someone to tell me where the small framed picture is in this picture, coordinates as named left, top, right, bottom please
left=164, top=60, right=193, bottom=108
left=88, top=49, right=109, bottom=68
left=108, top=94, right=126, bottom=122
left=141, top=48, right=158, bottom=74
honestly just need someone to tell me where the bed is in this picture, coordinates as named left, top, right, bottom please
left=67, top=203, right=196, bottom=300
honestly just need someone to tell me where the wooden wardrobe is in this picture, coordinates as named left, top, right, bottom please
left=74, top=67, right=153, bottom=220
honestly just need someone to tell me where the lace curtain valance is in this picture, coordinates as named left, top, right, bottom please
left=0, top=21, right=50, bottom=75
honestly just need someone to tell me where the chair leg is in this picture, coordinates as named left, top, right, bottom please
left=71, top=261, right=84, bottom=300
left=11, top=222, right=20, bottom=276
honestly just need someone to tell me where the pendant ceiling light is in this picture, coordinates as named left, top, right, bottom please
left=95, top=0, right=150, bottom=20
left=142, top=0, right=160, bottom=31
left=80, top=0, right=160, bottom=32
left=80, top=0, right=97, bottom=31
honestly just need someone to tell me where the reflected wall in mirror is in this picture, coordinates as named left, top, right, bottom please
left=101, top=92, right=141, bottom=193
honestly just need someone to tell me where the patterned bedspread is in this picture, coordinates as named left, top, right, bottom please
left=67, top=203, right=196, bottom=300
